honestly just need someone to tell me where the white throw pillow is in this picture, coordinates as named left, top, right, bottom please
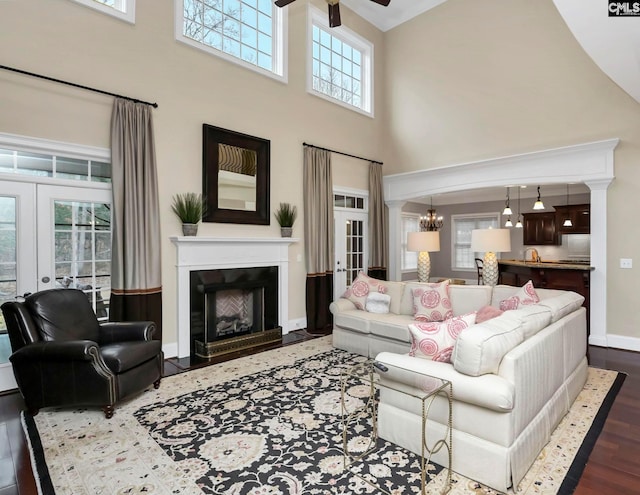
left=365, top=292, right=391, bottom=314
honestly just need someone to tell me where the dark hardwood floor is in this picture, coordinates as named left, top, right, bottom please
left=1, top=338, right=638, bottom=495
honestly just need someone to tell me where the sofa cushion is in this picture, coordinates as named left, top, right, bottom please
left=365, top=292, right=391, bottom=314
left=498, top=280, right=540, bottom=310
left=453, top=312, right=524, bottom=376
left=408, top=312, right=477, bottom=363
left=334, top=310, right=374, bottom=334
left=368, top=314, right=415, bottom=342
left=449, top=285, right=493, bottom=316
left=379, top=280, right=406, bottom=314
left=538, top=291, right=585, bottom=322
left=510, top=304, right=552, bottom=339
left=411, top=280, right=453, bottom=322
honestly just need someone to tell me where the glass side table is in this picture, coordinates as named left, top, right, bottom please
left=340, top=359, right=453, bottom=494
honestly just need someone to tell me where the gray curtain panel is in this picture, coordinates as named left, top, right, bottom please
left=368, top=162, right=388, bottom=280
left=109, top=98, right=163, bottom=340
left=303, top=146, right=334, bottom=333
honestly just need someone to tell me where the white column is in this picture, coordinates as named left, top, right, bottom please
left=386, top=200, right=406, bottom=281
left=584, top=179, right=612, bottom=347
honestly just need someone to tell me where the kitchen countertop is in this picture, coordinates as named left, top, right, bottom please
left=498, top=259, right=594, bottom=271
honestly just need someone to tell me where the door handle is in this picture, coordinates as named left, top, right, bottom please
left=41, top=276, right=50, bottom=283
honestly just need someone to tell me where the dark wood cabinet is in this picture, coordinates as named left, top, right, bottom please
left=523, top=212, right=558, bottom=245
left=554, top=204, right=590, bottom=234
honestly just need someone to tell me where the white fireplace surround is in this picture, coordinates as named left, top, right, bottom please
left=170, top=236, right=297, bottom=358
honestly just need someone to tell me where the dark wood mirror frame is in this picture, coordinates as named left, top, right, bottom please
left=202, top=124, right=270, bottom=225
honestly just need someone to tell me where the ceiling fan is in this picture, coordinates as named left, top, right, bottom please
left=274, top=0, right=391, bottom=28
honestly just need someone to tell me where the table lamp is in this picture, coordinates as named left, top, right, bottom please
left=470, top=228, right=511, bottom=286
left=407, top=231, right=440, bottom=282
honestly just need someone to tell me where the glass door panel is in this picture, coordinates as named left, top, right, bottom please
left=0, top=182, right=36, bottom=391
left=334, top=210, right=368, bottom=298
left=38, top=186, right=112, bottom=320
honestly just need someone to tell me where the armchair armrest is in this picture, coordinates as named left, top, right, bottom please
left=98, top=321, right=156, bottom=344
left=9, top=340, right=99, bottom=364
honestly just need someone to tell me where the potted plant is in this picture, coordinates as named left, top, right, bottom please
left=171, top=193, right=205, bottom=236
left=274, top=202, right=297, bottom=237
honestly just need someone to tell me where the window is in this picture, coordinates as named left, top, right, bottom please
left=307, top=5, right=374, bottom=116
left=69, top=0, right=135, bottom=23
left=176, top=0, right=287, bottom=82
left=451, top=213, right=499, bottom=271
left=0, top=149, right=111, bottom=183
left=401, top=214, right=420, bottom=272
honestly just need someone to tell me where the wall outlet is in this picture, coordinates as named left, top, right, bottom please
left=620, top=258, right=633, bottom=269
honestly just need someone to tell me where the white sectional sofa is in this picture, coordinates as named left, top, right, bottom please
left=329, top=281, right=588, bottom=492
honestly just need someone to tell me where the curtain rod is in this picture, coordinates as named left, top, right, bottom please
left=303, top=142, right=382, bottom=165
left=0, top=64, right=158, bottom=108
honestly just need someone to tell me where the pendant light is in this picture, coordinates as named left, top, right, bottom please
left=515, top=187, right=523, bottom=228
left=563, top=184, right=573, bottom=227
left=533, top=186, right=545, bottom=210
left=502, top=187, right=512, bottom=215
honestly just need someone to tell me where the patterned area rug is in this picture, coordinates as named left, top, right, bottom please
left=22, top=336, right=625, bottom=495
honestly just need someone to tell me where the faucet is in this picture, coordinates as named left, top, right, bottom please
left=524, top=247, right=541, bottom=263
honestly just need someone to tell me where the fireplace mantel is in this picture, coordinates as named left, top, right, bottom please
left=171, top=236, right=298, bottom=358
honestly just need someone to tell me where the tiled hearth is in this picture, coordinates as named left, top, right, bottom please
left=170, top=236, right=297, bottom=359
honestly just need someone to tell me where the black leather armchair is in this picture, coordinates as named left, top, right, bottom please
left=1, top=288, right=162, bottom=418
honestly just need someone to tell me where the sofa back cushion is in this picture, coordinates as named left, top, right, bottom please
left=453, top=311, right=524, bottom=376
left=449, top=285, right=493, bottom=316
left=509, top=304, right=553, bottom=339
left=537, top=291, right=585, bottom=322
left=381, top=280, right=406, bottom=314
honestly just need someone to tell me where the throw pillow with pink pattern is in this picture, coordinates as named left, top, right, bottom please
left=499, top=280, right=540, bottom=311
left=408, top=312, right=477, bottom=363
left=412, top=280, right=453, bottom=322
left=342, top=272, right=388, bottom=310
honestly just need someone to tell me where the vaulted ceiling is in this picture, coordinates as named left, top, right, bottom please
left=343, top=0, right=640, bottom=105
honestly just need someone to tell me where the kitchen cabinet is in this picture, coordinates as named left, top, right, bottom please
left=523, top=212, right=558, bottom=245
left=554, top=204, right=590, bottom=234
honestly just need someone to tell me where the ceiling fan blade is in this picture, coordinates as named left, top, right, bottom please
left=328, top=2, right=341, bottom=27
left=370, top=0, right=390, bottom=6
left=274, top=0, right=296, bottom=7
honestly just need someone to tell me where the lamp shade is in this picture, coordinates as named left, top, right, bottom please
left=407, top=231, right=440, bottom=252
left=470, top=228, right=511, bottom=253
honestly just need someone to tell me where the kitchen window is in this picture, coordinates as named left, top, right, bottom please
left=451, top=213, right=499, bottom=271
left=401, top=213, right=420, bottom=272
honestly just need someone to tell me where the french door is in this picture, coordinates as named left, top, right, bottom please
left=0, top=181, right=111, bottom=392
left=334, top=209, right=369, bottom=298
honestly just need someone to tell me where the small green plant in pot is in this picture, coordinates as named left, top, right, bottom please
left=274, top=202, right=297, bottom=237
left=171, top=193, right=205, bottom=236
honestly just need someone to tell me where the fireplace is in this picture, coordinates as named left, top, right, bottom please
left=171, top=236, right=296, bottom=359
left=190, top=266, right=281, bottom=357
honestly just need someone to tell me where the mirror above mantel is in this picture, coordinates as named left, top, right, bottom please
left=202, top=124, right=270, bottom=225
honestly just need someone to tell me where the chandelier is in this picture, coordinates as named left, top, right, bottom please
left=420, top=198, right=444, bottom=232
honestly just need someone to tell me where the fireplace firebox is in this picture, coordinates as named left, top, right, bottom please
left=190, top=266, right=280, bottom=358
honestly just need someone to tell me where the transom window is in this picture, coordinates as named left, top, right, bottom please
left=176, top=0, right=287, bottom=82
left=307, top=5, right=374, bottom=116
left=451, top=213, right=500, bottom=271
left=0, top=149, right=111, bottom=183
left=69, top=0, right=135, bottom=23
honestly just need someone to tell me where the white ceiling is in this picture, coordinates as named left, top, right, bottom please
left=340, top=0, right=446, bottom=32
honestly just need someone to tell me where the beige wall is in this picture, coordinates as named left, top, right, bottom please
left=0, top=0, right=385, bottom=347
left=383, top=0, right=640, bottom=342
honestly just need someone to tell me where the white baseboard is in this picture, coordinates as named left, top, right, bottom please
left=287, top=317, right=307, bottom=333
left=162, top=342, right=178, bottom=359
left=603, top=333, right=640, bottom=352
